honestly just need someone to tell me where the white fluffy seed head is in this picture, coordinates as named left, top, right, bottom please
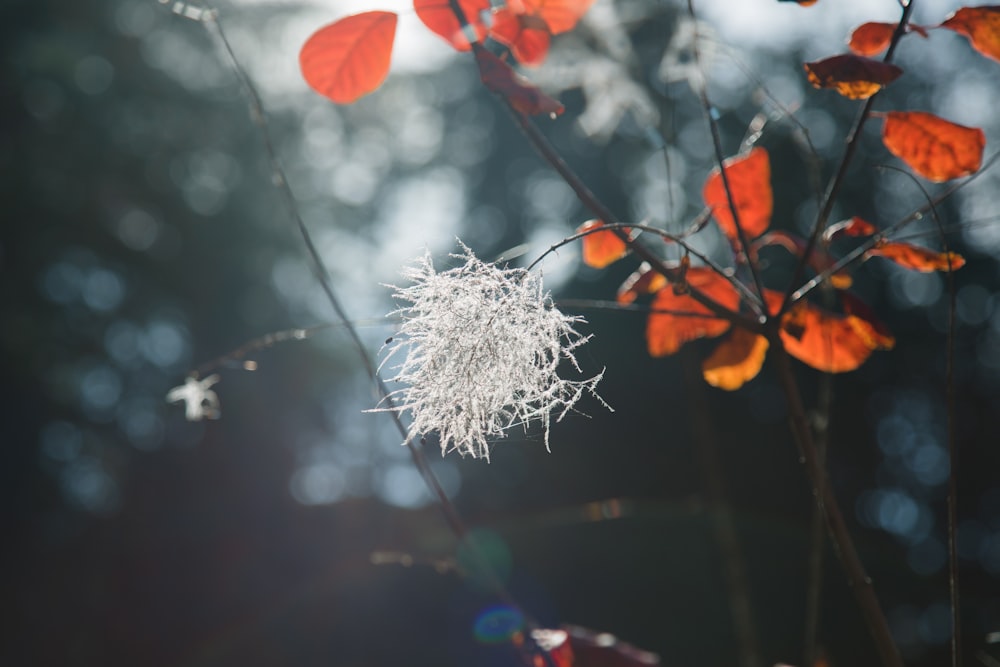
left=373, top=246, right=608, bottom=461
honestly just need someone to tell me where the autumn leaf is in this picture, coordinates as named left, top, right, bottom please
left=781, top=302, right=878, bottom=373
left=847, top=22, right=928, bottom=56
left=941, top=6, right=1000, bottom=62
left=868, top=242, right=966, bottom=272
left=702, top=147, right=773, bottom=243
left=839, top=291, right=895, bottom=350
left=490, top=10, right=553, bottom=66
left=848, top=22, right=896, bottom=55
left=824, top=216, right=877, bottom=241
left=510, top=0, right=597, bottom=34
left=881, top=111, right=985, bottom=181
left=777, top=0, right=818, bottom=5
left=702, top=328, right=770, bottom=390
left=299, top=12, right=398, bottom=104
left=617, top=262, right=667, bottom=304
left=473, top=45, right=564, bottom=116
left=646, top=267, right=740, bottom=357
left=578, top=220, right=632, bottom=268
left=413, top=0, right=491, bottom=51
left=765, top=290, right=889, bottom=373
left=804, top=54, right=903, bottom=99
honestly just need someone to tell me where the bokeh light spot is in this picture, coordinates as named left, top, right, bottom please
left=473, top=604, right=524, bottom=644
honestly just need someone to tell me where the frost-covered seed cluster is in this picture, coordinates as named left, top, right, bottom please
left=374, top=246, right=607, bottom=460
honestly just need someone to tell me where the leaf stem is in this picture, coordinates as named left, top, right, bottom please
left=769, top=344, right=904, bottom=667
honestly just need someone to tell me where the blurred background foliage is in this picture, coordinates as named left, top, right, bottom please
left=2, top=0, right=1000, bottom=665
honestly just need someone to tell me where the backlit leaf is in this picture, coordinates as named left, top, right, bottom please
left=702, top=328, right=769, bottom=391
left=646, top=268, right=740, bottom=357
left=299, top=12, right=398, bottom=104
left=490, top=10, right=553, bottom=66
left=414, top=0, right=491, bottom=51
left=881, top=111, right=985, bottom=181
left=941, top=6, right=1000, bottom=62
left=617, top=262, right=667, bottom=304
left=848, top=22, right=896, bottom=55
left=513, top=0, right=597, bottom=34
left=804, top=54, right=902, bottom=99
left=824, top=216, right=877, bottom=240
left=474, top=45, right=564, bottom=116
left=578, top=220, right=629, bottom=268
left=765, top=290, right=885, bottom=373
left=702, top=147, right=773, bottom=243
left=867, top=242, right=967, bottom=272
left=839, top=291, right=895, bottom=350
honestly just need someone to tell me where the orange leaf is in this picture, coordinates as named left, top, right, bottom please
left=804, top=54, right=902, bottom=99
left=764, top=290, right=885, bottom=373
left=617, top=262, right=667, bottom=304
left=881, top=111, right=985, bottom=181
left=941, top=6, right=1000, bottom=62
left=867, top=242, right=966, bottom=272
left=646, top=268, right=740, bottom=357
left=825, top=216, right=877, bottom=240
left=578, top=220, right=629, bottom=268
left=413, top=0, right=490, bottom=51
left=517, top=0, right=596, bottom=34
left=702, top=329, right=769, bottom=391
left=490, top=10, right=553, bottom=66
left=702, top=147, right=773, bottom=243
left=473, top=45, right=564, bottom=116
left=839, top=291, right=896, bottom=350
left=848, top=22, right=896, bottom=56
left=299, top=12, right=398, bottom=104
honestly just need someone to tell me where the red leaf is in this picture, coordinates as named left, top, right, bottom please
left=516, top=0, right=596, bottom=34
left=824, top=216, right=877, bottom=240
left=299, top=12, right=398, bottom=104
left=473, top=45, right=564, bottom=116
left=490, top=10, right=553, bottom=66
left=702, top=147, right=773, bottom=243
left=804, top=54, right=902, bottom=99
left=839, top=291, right=896, bottom=350
left=941, top=6, right=1000, bottom=62
left=702, top=328, right=770, bottom=390
left=848, top=22, right=896, bottom=56
left=867, top=242, right=967, bottom=272
left=646, top=267, right=740, bottom=357
left=578, top=220, right=629, bottom=268
left=413, top=0, right=490, bottom=51
left=881, top=111, right=986, bottom=181
left=617, top=262, right=668, bottom=305
left=765, top=290, right=888, bottom=373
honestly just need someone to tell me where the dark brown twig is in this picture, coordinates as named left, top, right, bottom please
left=781, top=0, right=915, bottom=316
left=769, top=345, right=904, bottom=667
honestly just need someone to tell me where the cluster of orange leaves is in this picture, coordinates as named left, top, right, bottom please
left=299, top=0, right=594, bottom=108
left=573, top=5, right=994, bottom=390
left=580, top=137, right=973, bottom=389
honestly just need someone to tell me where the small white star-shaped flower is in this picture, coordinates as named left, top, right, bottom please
left=167, top=374, right=221, bottom=421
